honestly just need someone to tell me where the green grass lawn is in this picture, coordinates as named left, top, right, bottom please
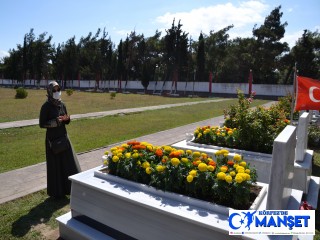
left=0, top=87, right=211, bottom=122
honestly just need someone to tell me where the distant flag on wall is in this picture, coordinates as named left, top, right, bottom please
left=295, top=76, right=320, bottom=111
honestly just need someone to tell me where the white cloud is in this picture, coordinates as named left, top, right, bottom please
left=281, top=30, right=303, bottom=48
left=0, top=50, right=9, bottom=59
left=155, top=1, right=269, bottom=38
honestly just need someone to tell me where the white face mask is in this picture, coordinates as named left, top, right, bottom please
left=53, top=91, right=61, bottom=100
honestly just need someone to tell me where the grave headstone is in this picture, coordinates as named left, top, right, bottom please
left=295, top=112, right=309, bottom=162
left=266, top=125, right=296, bottom=210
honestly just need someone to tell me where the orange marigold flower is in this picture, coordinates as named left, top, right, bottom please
left=192, top=161, right=199, bottom=166
left=227, top=160, right=234, bottom=166
left=208, top=161, right=216, bottom=166
left=169, top=151, right=181, bottom=158
left=127, top=141, right=140, bottom=146
left=161, top=158, right=167, bottom=163
left=155, top=149, right=163, bottom=157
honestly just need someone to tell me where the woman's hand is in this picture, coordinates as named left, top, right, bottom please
left=58, top=115, right=70, bottom=122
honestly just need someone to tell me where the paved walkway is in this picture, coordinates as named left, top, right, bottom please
left=0, top=100, right=276, bottom=204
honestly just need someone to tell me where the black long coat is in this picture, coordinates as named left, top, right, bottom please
left=39, top=100, right=81, bottom=198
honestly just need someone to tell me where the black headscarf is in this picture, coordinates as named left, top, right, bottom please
left=47, top=81, right=61, bottom=106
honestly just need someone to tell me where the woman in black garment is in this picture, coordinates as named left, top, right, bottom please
left=39, top=81, right=81, bottom=198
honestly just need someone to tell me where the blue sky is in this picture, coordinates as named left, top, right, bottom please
left=0, top=0, right=319, bottom=59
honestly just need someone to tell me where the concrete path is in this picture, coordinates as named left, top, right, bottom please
left=0, top=100, right=276, bottom=204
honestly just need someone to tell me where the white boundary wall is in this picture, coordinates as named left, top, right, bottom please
left=0, top=79, right=293, bottom=97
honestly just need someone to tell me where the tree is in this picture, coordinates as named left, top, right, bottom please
left=291, top=30, right=320, bottom=79
left=205, top=25, right=233, bottom=82
left=162, top=19, right=189, bottom=84
left=252, top=6, right=289, bottom=84
left=196, top=32, right=205, bottom=82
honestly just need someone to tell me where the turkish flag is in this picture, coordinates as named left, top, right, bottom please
left=295, top=76, right=320, bottom=111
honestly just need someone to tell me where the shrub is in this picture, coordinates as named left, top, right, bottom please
left=110, top=92, right=116, bottom=99
left=15, top=87, right=28, bottom=99
left=216, top=90, right=290, bottom=153
left=308, top=125, right=320, bottom=149
left=66, top=89, right=74, bottom=96
left=275, top=93, right=299, bottom=120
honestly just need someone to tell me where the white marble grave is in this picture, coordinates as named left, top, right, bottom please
left=56, top=125, right=317, bottom=240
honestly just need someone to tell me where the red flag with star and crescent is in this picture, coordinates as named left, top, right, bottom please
left=295, top=76, right=320, bottom=111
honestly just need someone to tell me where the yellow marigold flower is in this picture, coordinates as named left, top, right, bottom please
left=181, top=158, right=188, bottom=163
left=104, top=150, right=109, bottom=155
left=233, top=154, right=242, bottom=162
left=240, top=161, right=247, bottom=167
left=179, top=149, right=185, bottom=155
left=227, top=130, right=233, bottom=135
left=103, top=160, right=108, bottom=166
left=147, top=145, right=153, bottom=151
left=121, top=144, right=128, bottom=148
left=235, top=174, right=243, bottom=183
left=142, top=161, right=150, bottom=169
left=197, top=133, right=202, bottom=138
left=187, top=175, right=194, bottom=183
left=194, top=130, right=199, bottom=135
left=166, top=147, right=173, bottom=153
left=201, top=153, right=208, bottom=159
left=198, top=163, right=207, bottom=172
left=245, top=169, right=251, bottom=174
left=140, top=142, right=148, bottom=146
left=204, top=129, right=210, bottom=134
left=230, top=171, right=236, bottom=177
left=215, top=150, right=221, bottom=156
left=221, top=149, right=229, bottom=155
left=125, top=153, right=131, bottom=158
left=171, top=158, right=180, bottom=166
left=222, top=133, right=226, bottom=137
left=156, top=165, right=165, bottom=172
left=117, top=153, right=123, bottom=158
left=137, top=161, right=141, bottom=166
left=186, top=149, right=192, bottom=155
left=207, top=165, right=215, bottom=172
left=208, top=157, right=213, bottom=161
left=220, top=166, right=228, bottom=173
left=225, top=175, right=233, bottom=183
left=112, top=156, right=119, bottom=162
left=237, top=167, right=245, bottom=173
left=244, top=173, right=251, bottom=180
left=217, top=172, right=226, bottom=180
left=146, top=167, right=152, bottom=174
left=110, top=147, right=117, bottom=151
left=132, top=153, right=139, bottom=159
left=193, top=151, right=201, bottom=158
left=189, top=170, right=197, bottom=177
left=133, top=149, right=138, bottom=153
left=234, top=163, right=239, bottom=168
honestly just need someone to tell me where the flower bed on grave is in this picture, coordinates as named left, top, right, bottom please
left=193, top=90, right=291, bottom=154
left=102, top=140, right=259, bottom=210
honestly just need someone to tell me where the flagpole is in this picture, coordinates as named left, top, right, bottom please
left=290, top=62, right=297, bottom=125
